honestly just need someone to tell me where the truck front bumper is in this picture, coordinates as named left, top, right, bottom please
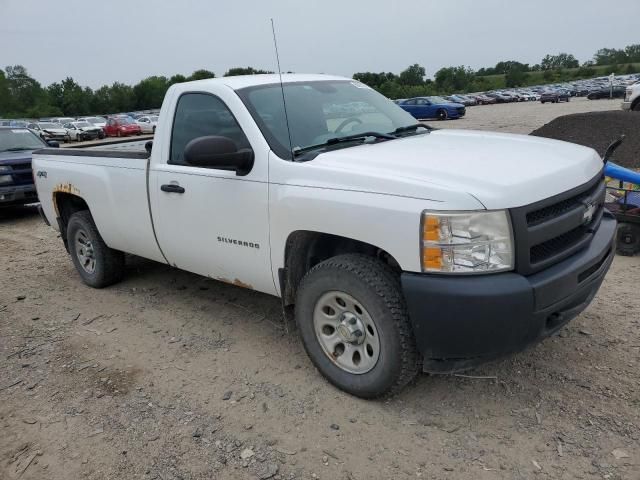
left=401, top=212, right=616, bottom=373
left=0, top=184, right=38, bottom=206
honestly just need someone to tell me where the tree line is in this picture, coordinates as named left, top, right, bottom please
left=0, top=66, right=272, bottom=119
left=354, top=44, right=640, bottom=99
left=1, top=44, right=639, bottom=118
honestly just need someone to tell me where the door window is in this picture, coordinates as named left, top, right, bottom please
left=169, top=93, right=250, bottom=166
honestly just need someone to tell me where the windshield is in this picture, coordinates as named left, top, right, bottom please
left=38, top=122, right=62, bottom=129
left=427, top=96, right=449, bottom=104
left=149, top=116, right=159, bottom=122
left=119, top=118, right=135, bottom=125
left=0, top=129, right=45, bottom=151
left=74, top=122, right=91, bottom=128
left=237, top=80, right=417, bottom=159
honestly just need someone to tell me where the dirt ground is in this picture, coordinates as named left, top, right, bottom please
left=1, top=100, right=639, bottom=480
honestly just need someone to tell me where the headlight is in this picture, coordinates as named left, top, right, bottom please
left=421, top=210, right=514, bottom=274
left=0, top=166, right=11, bottom=173
left=625, top=90, right=632, bottom=102
left=0, top=174, right=12, bottom=184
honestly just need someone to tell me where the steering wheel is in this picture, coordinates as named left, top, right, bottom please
left=335, top=117, right=363, bottom=133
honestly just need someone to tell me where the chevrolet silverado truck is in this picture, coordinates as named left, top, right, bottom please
left=622, top=81, right=640, bottom=111
left=32, top=74, right=616, bottom=398
left=0, top=126, right=58, bottom=206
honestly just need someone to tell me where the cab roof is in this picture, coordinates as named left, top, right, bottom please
left=176, top=73, right=351, bottom=91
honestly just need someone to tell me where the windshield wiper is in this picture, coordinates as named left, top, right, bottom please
left=4, top=147, right=34, bottom=152
left=392, top=123, right=434, bottom=136
left=293, top=131, right=396, bottom=157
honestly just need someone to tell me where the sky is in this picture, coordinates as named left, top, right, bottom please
left=1, top=0, right=638, bottom=89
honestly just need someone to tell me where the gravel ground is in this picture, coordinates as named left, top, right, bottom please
left=437, top=97, right=622, bottom=134
left=1, top=99, right=639, bottom=480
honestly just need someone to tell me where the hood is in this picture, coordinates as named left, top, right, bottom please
left=305, top=130, right=603, bottom=209
left=0, top=150, right=35, bottom=165
left=80, top=126, right=100, bottom=131
left=43, top=128, right=67, bottom=134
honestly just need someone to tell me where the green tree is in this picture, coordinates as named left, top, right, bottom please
left=133, top=76, right=169, bottom=109
left=593, top=48, right=628, bottom=65
left=169, top=74, right=187, bottom=85
left=0, top=69, right=15, bottom=114
left=224, top=67, right=273, bottom=76
left=352, top=72, right=397, bottom=89
left=188, top=69, right=216, bottom=81
left=5, top=65, right=46, bottom=115
left=398, top=64, right=426, bottom=86
left=434, top=66, right=475, bottom=92
left=625, top=44, right=640, bottom=62
left=541, top=53, right=579, bottom=70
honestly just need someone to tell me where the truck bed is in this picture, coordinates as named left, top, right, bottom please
left=33, top=142, right=165, bottom=263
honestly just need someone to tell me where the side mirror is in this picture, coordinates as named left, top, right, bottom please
left=184, top=136, right=254, bottom=176
left=47, top=140, right=60, bottom=148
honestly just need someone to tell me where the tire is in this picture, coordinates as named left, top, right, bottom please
left=616, top=222, right=640, bottom=256
left=295, top=254, right=420, bottom=398
left=67, top=211, right=125, bottom=288
left=152, top=126, right=156, bottom=134
left=633, top=102, right=640, bottom=112
left=436, top=109, right=448, bottom=121
left=98, top=131, right=105, bottom=139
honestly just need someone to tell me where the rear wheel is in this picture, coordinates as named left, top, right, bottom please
left=295, top=254, right=420, bottom=398
left=616, top=222, right=640, bottom=256
left=67, top=211, right=125, bottom=288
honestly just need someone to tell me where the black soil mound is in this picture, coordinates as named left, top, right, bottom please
left=531, top=111, right=640, bottom=169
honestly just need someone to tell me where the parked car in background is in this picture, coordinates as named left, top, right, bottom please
left=540, top=90, right=570, bottom=103
left=104, top=117, right=143, bottom=137
left=397, top=97, right=466, bottom=120
left=445, top=95, right=476, bottom=107
left=78, top=116, right=107, bottom=129
left=136, top=115, right=159, bottom=134
left=485, top=92, right=511, bottom=103
left=30, top=122, right=70, bottom=142
left=474, top=94, right=497, bottom=105
left=622, top=82, right=640, bottom=111
left=0, top=126, right=58, bottom=206
left=50, top=117, right=76, bottom=125
left=587, top=86, right=626, bottom=100
left=64, top=121, right=105, bottom=141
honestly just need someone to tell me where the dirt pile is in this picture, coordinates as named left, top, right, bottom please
left=531, top=111, right=640, bottom=169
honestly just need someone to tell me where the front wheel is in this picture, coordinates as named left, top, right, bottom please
left=67, top=211, right=125, bottom=288
left=295, top=254, right=420, bottom=398
left=633, top=102, right=640, bottom=112
left=616, top=222, right=640, bottom=256
left=437, top=109, right=448, bottom=120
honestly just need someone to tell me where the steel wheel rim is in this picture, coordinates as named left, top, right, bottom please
left=74, top=229, right=96, bottom=274
left=313, top=291, right=380, bottom=374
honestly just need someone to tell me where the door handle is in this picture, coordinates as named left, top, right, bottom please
left=161, top=184, right=185, bottom=194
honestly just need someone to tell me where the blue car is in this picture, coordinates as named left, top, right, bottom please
left=396, top=96, right=466, bottom=120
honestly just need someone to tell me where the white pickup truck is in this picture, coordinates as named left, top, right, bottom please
left=33, top=74, right=616, bottom=398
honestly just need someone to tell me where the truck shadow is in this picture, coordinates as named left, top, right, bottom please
left=0, top=203, right=40, bottom=222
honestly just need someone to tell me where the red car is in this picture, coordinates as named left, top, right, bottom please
left=104, top=117, right=142, bottom=137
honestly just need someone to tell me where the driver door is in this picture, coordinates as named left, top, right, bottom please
left=148, top=91, right=276, bottom=295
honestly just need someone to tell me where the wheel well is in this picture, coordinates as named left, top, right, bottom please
left=53, top=192, right=90, bottom=250
left=632, top=97, right=640, bottom=110
left=280, top=231, right=401, bottom=306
